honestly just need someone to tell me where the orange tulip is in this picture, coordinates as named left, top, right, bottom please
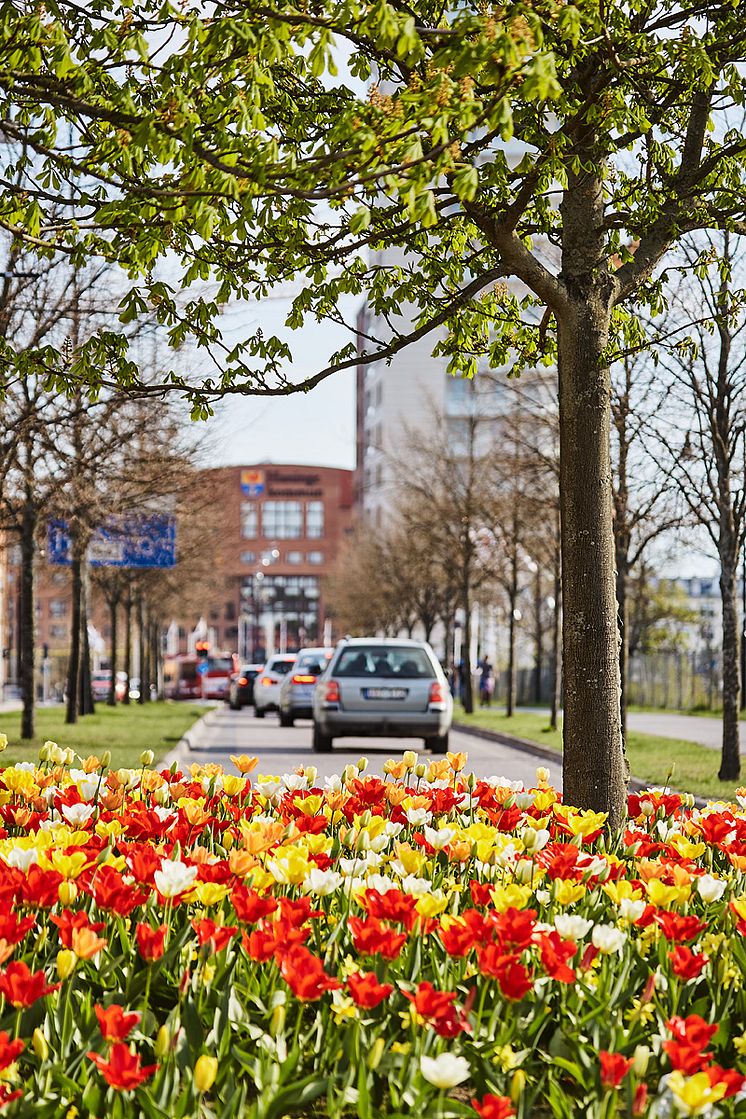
left=71, top=927, right=108, bottom=959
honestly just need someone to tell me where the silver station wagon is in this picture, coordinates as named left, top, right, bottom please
left=311, top=638, right=453, bottom=754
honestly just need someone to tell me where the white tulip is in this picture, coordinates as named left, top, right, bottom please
left=618, top=898, right=647, bottom=922
left=696, top=874, right=726, bottom=903
left=420, top=1054, right=470, bottom=1089
left=303, top=868, right=343, bottom=896
left=154, top=858, right=198, bottom=898
left=591, top=924, right=626, bottom=954
left=365, top=874, right=397, bottom=894
left=401, top=875, right=432, bottom=897
left=521, top=827, right=550, bottom=852
left=4, top=847, right=39, bottom=871
left=60, top=802, right=96, bottom=827
left=424, top=826, right=456, bottom=851
left=406, top=807, right=432, bottom=826
left=554, top=915, right=592, bottom=941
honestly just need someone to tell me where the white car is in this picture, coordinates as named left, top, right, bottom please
left=253, top=655, right=297, bottom=718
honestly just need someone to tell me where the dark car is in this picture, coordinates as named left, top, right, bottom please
left=227, top=664, right=264, bottom=710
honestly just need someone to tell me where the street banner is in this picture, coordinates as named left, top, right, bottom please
left=47, top=514, right=177, bottom=568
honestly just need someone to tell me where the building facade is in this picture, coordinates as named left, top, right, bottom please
left=0, top=462, right=354, bottom=698
left=190, top=464, right=354, bottom=660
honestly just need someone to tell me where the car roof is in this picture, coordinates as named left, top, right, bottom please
left=267, top=653, right=296, bottom=661
left=336, top=638, right=433, bottom=648
left=296, top=647, right=334, bottom=656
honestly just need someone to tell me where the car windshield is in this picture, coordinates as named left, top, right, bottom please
left=334, top=646, right=435, bottom=679
left=296, top=654, right=324, bottom=674
left=271, top=659, right=296, bottom=675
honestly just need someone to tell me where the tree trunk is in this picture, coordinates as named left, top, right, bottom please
left=19, top=498, right=36, bottom=739
left=107, top=595, right=119, bottom=706
left=557, top=283, right=626, bottom=824
left=78, top=570, right=94, bottom=716
left=65, top=544, right=83, bottom=725
left=137, top=596, right=148, bottom=705
left=550, top=522, right=562, bottom=732
left=506, top=543, right=518, bottom=718
left=719, top=536, right=740, bottom=780
left=461, top=585, right=473, bottom=714
left=123, top=594, right=132, bottom=706
left=150, top=617, right=162, bottom=700
left=533, top=566, right=542, bottom=705
left=616, top=553, right=629, bottom=743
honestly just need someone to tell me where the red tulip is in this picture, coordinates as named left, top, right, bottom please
left=347, top=971, right=394, bottom=1009
left=88, top=1043, right=158, bottom=1090
left=95, top=1004, right=142, bottom=1042
left=668, top=945, right=708, bottom=980
left=599, top=1051, right=632, bottom=1088
left=0, top=961, right=60, bottom=1007
left=471, top=1094, right=515, bottom=1119
left=135, top=923, right=167, bottom=962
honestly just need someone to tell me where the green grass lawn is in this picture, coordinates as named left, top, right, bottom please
left=455, top=706, right=746, bottom=802
left=0, top=702, right=210, bottom=769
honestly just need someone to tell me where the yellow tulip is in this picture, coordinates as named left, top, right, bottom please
left=194, top=1055, right=218, bottom=1093
left=553, top=879, right=586, bottom=907
left=667, top=1071, right=726, bottom=1115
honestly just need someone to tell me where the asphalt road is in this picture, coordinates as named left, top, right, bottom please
left=626, top=710, right=743, bottom=753
left=168, top=704, right=561, bottom=787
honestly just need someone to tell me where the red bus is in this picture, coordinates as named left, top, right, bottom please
left=164, top=654, right=237, bottom=701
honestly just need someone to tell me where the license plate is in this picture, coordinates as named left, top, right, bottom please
left=363, top=688, right=407, bottom=700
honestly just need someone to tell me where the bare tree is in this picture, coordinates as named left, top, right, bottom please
left=655, top=233, right=746, bottom=781
left=611, top=355, right=682, bottom=741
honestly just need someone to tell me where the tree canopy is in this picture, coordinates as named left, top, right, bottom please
left=0, top=1, right=743, bottom=408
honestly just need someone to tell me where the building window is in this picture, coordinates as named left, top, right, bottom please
left=286, top=551, right=302, bottom=565
left=307, top=551, right=324, bottom=565
left=225, top=601, right=236, bottom=621
left=50, top=624, right=67, bottom=638
left=306, top=501, right=324, bottom=538
left=240, top=551, right=256, bottom=564
left=262, top=501, right=302, bottom=539
left=240, top=503, right=258, bottom=539
left=50, top=599, right=66, bottom=617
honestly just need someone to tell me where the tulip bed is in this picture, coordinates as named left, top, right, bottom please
left=0, top=746, right=745, bottom=1119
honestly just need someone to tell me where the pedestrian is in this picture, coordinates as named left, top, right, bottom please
left=479, top=656, right=494, bottom=707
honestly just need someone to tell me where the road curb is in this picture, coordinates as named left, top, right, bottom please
left=453, top=720, right=708, bottom=805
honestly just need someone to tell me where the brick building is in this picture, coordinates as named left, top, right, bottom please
left=185, top=464, right=354, bottom=660
left=0, top=462, right=354, bottom=698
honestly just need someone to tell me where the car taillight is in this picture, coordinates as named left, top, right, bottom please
left=238, top=677, right=248, bottom=686
left=261, top=676, right=274, bottom=687
left=292, top=674, right=317, bottom=684
left=429, top=681, right=448, bottom=704
left=323, top=680, right=340, bottom=703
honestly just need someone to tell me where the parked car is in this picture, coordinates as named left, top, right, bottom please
left=91, top=671, right=112, bottom=702
left=311, top=638, right=452, bottom=753
left=253, top=654, right=297, bottom=717
left=227, top=664, right=264, bottom=710
left=277, top=647, right=334, bottom=727
left=90, top=671, right=128, bottom=703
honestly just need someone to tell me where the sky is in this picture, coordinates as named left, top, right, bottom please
left=199, top=297, right=358, bottom=471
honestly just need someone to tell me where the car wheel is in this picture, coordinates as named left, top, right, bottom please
left=229, top=699, right=239, bottom=711
left=254, top=706, right=265, bottom=719
left=312, top=725, right=332, bottom=753
left=279, top=711, right=294, bottom=728
left=425, top=733, right=449, bottom=754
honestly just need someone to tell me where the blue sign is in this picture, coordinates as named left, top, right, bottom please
left=47, top=514, right=177, bottom=568
left=196, top=661, right=209, bottom=676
